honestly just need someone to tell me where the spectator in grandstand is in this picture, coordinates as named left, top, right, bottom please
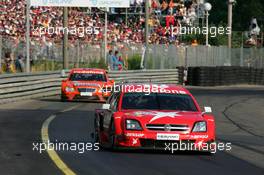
left=107, top=50, right=114, bottom=71
left=191, top=39, right=198, bottom=46
left=0, top=0, right=199, bottom=45
left=118, top=55, right=124, bottom=71
left=4, top=52, right=14, bottom=73
left=15, top=54, right=25, bottom=72
left=152, top=0, right=161, bottom=16
left=186, top=5, right=197, bottom=26
left=166, top=12, right=175, bottom=27
left=113, top=51, right=121, bottom=71
left=161, top=0, right=169, bottom=14
left=168, top=0, right=175, bottom=14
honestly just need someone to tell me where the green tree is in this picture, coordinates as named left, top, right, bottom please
left=208, top=0, right=264, bottom=31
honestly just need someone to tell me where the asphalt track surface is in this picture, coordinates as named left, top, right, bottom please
left=0, top=86, right=264, bottom=175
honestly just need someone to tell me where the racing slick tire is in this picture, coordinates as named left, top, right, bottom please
left=61, top=92, right=67, bottom=102
left=93, top=118, right=99, bottom=143
left=109, top=120, right=116, bottom=150
left=97, top=119, right=117, bottom=151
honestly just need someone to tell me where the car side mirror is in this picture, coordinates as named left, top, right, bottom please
left=203, top=106, right=212, bottom=113
left=110, top=80, right=114, bottom=84
left=102, top=104, right=111, bottom=110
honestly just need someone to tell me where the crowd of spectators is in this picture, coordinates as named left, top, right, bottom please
left=0, top=0, right=200, bottom=46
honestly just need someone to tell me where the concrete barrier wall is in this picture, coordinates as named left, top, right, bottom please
left=0, top=69, right=181, bottom=104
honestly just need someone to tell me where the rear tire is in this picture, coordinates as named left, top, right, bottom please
left=109, top=121, right=116, bottom=150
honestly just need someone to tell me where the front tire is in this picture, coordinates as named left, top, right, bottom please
left=61, top=92, right=67, bottom=102
left=94, top=118, right=99, bottom=143
left=109, top=120, right=116, bottom=150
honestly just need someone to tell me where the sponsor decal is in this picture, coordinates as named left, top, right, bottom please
left=31, top=0, right=130, bottom=7
left=125, top=133, right=145, bottom=137
left=148, top=111, right=181, bottom=123
left=73, top=82, right=101, bottom=87
left=133, top=111, right=156, bottom=117
left=125, top=111, right=181, bottom=122
left=72, top=70, right=104, bottom=74
left=190, top=135, right=209, bottom=139
left=80, top=92, right=93, bottom=96
left=132, top=138, right=138, bottom=145
left=157, top=133, right=180, bottom=140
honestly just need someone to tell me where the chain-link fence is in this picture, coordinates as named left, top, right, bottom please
left=0, top=36, right=143, bottom=72
left=1, top=36, right=264, bottom=72
left=0, top=37, right=143, bottom=62
left=146, top=45, right=264, bottom=69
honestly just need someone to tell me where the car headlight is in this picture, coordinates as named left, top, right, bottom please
left=192, top=121, right=207, bottom=132
left=126, top=119, right=142, bottom=130
left=65, top=87, right=75, bottom=92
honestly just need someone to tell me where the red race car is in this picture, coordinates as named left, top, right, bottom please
left=61, top=68, right=114, bottom=102
left=95, top=83, right=215, bottom=152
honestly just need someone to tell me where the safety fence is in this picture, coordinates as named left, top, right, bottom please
left=1, top=35, right=263, bottom=70
left=0, top=69, right=181, bottom=104
left=146, top=46, right=264, bottom=69
left=0, top=37, right=143, bottom=63
left=0, top=71, right=62, bottom=104
left=186, top=67, right=264, bottom=86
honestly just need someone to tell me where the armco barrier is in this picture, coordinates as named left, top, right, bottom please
left=187, top=67, right=264, bottom=86
left=0, top=71, right=63, bottom=104
left=0, top=69, right=181, bottom=104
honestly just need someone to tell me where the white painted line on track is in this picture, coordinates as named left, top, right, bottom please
left=41, top=104, right=81, bottom=175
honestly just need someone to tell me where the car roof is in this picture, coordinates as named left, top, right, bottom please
left=118, top=83, right=191, bottom=95
left=70, top=68, right=106, bottom=74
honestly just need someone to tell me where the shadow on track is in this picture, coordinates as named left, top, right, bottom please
left=38, top=96, right=105, bottom=104
left=98, top=146, right=213, bottom=156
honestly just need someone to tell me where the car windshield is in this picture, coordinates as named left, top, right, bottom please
left=69, top=73, right=106, bottom=82
left=121, top=93, right=198, bottom=111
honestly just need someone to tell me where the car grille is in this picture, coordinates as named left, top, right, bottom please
left=146, top=124, right=189, bottom=132
left=78, top=88, right=96, bottom=93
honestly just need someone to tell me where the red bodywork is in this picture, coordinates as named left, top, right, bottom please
left=95, top=84, right=216, bottom=151
left=61, top=68, right=114, bottom=102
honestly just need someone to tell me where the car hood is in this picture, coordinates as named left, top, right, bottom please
left=121, top=110, right=204, bottom=125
